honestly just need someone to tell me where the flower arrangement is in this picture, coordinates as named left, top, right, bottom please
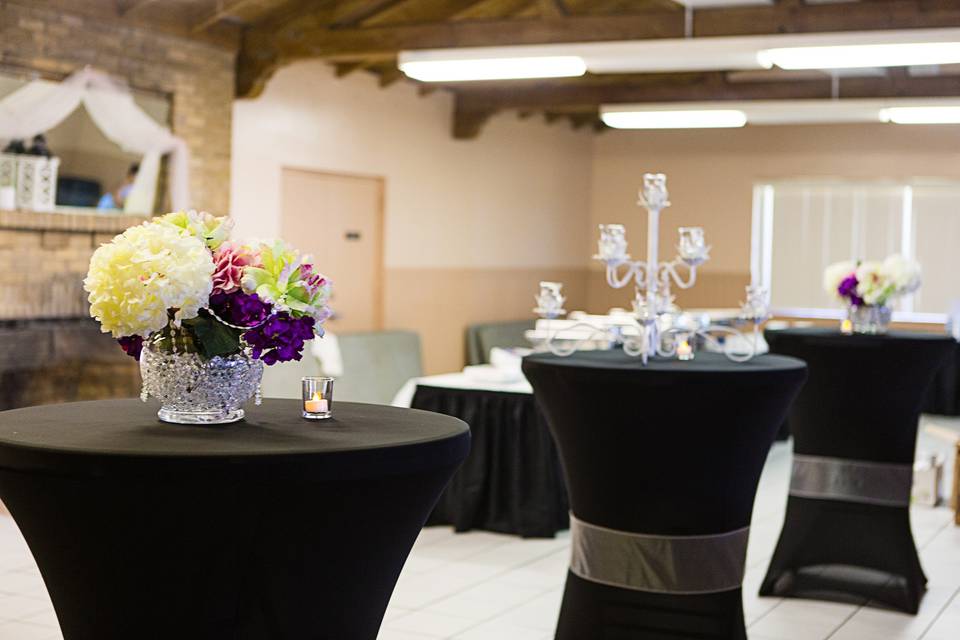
left=84, top=211, right=331, bottom=365
left=823, top=254, right=921, bottom=308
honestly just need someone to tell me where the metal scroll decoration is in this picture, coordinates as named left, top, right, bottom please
left=533, top=173, right=768, bottom=364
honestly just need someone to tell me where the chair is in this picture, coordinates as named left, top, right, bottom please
left=260, top=330, right=423, bottom=405
left=465, top=320, right=535, bottom=365
left=259, top=353, right=325, bottom=400
left=337, top=331, right=423, bottom=404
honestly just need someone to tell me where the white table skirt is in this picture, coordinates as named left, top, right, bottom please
left=391, top=366, right=533, bottom=408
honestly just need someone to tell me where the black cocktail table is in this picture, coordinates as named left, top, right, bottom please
left=523, top=350, right=807, bottom=640
left=0, top=399, right=469, bottom=640
left=761, top=328, right=955, bottom=613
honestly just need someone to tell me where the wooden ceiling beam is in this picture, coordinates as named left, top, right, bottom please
left=696, top=0, right=960, bottom=37
left=538, top=0, right=568, bottom=19
left=451, top=69, right=960, bottom=138
left=378, top=66, right=406, bottom=87
left=193, top=0, right=263, bottom=33
left=329, top=0, right=411, bottom=28
left=333, top=61, right=367, bottom=77
left=454, top=71, right=960, bottom=113
left=116, top=0, right=161, bottom=17
left=452, top=99, right=497, bottom=139
left=362, top=0, right=493, bottom=27
left=266, top=0, right=960, bottom=59
left=451, top=0, right=538, bottom=21
left=237, top=0, right=960, bottom=97
left=258, top=12, right=683, bottom=61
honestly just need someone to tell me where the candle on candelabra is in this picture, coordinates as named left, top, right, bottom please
left=678, top=227, right=709, bottom=265
left=677, top=338, right=694, bottom=361
left=596, top=224, right=628, bottom=263
left=841, top=318, right=853, bottom=335
left=534, top=281, right=566, bottom=319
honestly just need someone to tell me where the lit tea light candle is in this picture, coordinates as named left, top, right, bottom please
left=302, top=376, right=334, bottom=420
left=304, top=391, right=328, bottom=414
left=677, top=339, right=694, bottom=361
left=841, top=318, right=853, bottom=335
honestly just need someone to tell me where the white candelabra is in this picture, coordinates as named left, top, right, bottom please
left=533, top=173, right=768, bottom=364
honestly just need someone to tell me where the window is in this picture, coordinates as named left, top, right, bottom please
left=751, top=180, right=959, bottom=322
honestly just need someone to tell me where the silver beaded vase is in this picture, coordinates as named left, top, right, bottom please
left=140, top=339, right=264, bottom=425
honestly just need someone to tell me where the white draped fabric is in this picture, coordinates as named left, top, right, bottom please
left=0, top=67, right=189, bottom=210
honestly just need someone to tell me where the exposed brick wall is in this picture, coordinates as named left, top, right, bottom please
left=0, top=210, right=147, bottom=320
left=0, top=4, right=233, bottom=412
left=0, top=1, right=235, bottom=214
left=0, top=318, right=141, bottom=411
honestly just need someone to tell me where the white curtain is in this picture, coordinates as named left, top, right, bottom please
left=0, top=67, right=190, bottom=210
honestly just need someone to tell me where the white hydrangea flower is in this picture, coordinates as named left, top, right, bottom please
left=823, top=260, right=856, bottom=299
left=854, top=261, right=885, bottom=305
left=158, top=210, right=234, bottom=250
left=881, top=254, right=922, bottom=294
left=84, top=222, right=215, bottom=338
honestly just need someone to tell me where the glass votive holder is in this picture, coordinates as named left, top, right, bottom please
left=302, top=377, right=334, bottom=420
left=676, top=334, right=695, bottom=361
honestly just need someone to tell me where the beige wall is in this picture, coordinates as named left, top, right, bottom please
left=589, top=124, right=960, bottom=311
left=231, top=62, right=594, bottom=373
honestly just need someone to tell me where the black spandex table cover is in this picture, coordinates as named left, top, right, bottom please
left=523, top=350, right=807, bottom=640
left=761, top=328, right=955, bottom=613
left=0, top=399, right=469, bottom=640
left=923, top=339, right=960, bottom=416
left=411, top=385, right=568, bottom=538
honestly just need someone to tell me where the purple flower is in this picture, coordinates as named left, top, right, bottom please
left=209, top=290, right=271, bottom=328
left=117, top=335, right=143, bottom=360
left=243, top=312, right=316, bottom=365
left=837, top=275, right=864, bottom=306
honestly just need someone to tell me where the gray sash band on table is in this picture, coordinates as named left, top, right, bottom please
left=569, top=514, right=750, bottom=595
left=790, top=455, right=913, bottom=507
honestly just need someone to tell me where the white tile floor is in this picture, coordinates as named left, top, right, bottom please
left=0, top=418, right=957, bottom=640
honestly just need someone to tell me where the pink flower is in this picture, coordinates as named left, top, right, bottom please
left=212, top=242, right=259, bottom=294
left=299, top=263, right=328, bottom=296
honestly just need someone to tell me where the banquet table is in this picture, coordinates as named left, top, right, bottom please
left=523, top=350, right=807, bottom=640
left=394, top=369, right=569, bottom=538
left=760, top=328, right=955, bottom=613
left=0, top=398, right=469, bottom=640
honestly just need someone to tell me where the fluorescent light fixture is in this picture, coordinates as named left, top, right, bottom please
left=601, top=99, right=960, bottom=128
left=880, top=106, right=960, bottom=124
left=601, top=109, right=747, bottom=129
left=758, top=42, right=960, bottom=70
left=399, top=56, right=586, bottom=82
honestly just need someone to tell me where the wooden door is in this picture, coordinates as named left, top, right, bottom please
left=280, top=168, right=384, bottom=333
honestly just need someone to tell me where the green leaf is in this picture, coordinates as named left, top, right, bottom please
left=185, top=313, right=243, bottom=359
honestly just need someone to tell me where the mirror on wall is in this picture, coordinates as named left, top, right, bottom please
left=0, top=69, right=172, bottom=215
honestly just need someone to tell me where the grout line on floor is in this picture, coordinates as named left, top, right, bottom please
left=917, top=516, right=952, bottom=551
left=824, top=601, right=865, bottom=640
left=433, top=575, right=561, bottom=639
left=917, top=586, right=960, bottom=640
left=387, top=540, right=568, bottom=635
left=745, top=596, right=785, bottom=629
